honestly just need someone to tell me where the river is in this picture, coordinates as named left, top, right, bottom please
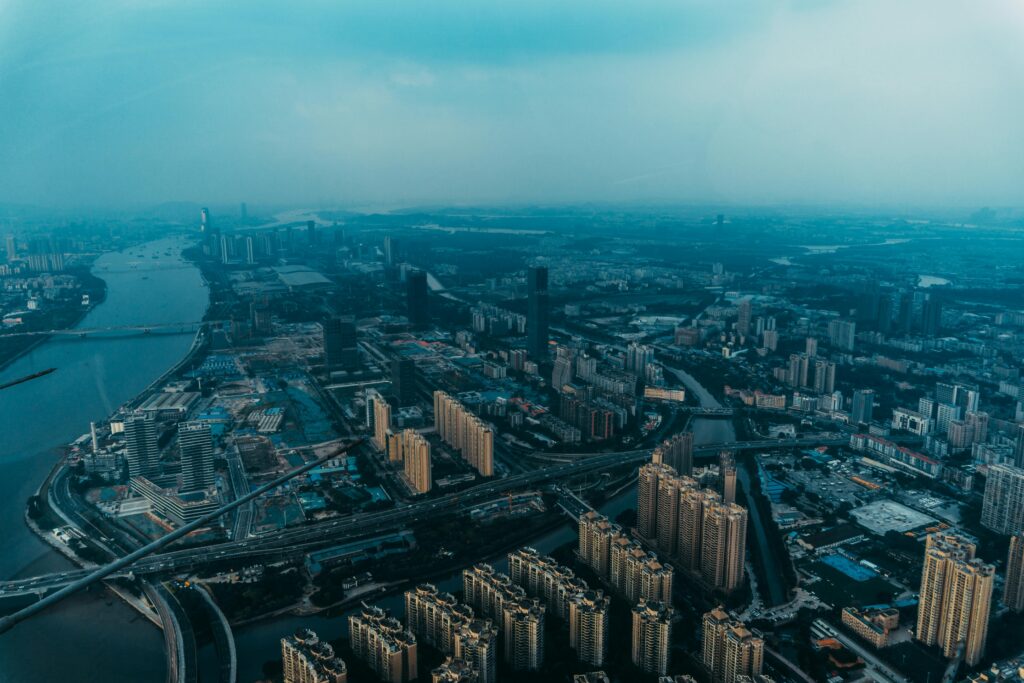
left=0, top=237, right=208, bottom=683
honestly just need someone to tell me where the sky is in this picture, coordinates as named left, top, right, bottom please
left=1, top=0, right=1024, bottom=209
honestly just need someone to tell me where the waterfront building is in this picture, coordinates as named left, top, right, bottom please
left=178, top=421, right=213, bottom=493
left=348, top=605, right=418, bottom=683
left=652, top=431, right=694, bottom=476
left=578, top=511, right=620, bottom=577
left=404, top=584, right=473, bottom=654
left=462, top=563, right=524, bottom=621
left=124, top=412, right=160, bottom=479
left=281, top=628, right=348, bottom=683
left=701, top=501, right=748, bottom=594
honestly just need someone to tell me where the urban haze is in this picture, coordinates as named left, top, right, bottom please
left=1, top=3, right=1024, bottom=683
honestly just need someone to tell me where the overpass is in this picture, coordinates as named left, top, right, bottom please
left=0, top=436, right=854, bottom=605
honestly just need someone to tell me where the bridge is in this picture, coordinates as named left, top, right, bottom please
left=0, top=320, right=231, bottom=338
left=526, top=435, right=849, bottom=463
left=679, top=406, right=734, bottom=417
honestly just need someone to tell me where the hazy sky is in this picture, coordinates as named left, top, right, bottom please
left=2, top=0, right=1024, bottom=209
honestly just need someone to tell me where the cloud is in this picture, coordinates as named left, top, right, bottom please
left=0, top=0, right=1022, bottom=208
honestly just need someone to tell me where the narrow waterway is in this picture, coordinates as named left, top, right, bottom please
left=0, top=237, right=208, bottom=683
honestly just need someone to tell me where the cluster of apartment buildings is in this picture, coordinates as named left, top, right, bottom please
left=369, top=389, right=432, bottom=494
left=434, top=391, right=494, bottom=477
left=637, top=461, right=748, bottom=594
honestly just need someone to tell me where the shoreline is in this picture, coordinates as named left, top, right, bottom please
left=0, top=264, right=108, bottom=375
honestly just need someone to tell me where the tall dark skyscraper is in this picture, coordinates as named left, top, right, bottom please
left=391, top=357, right=417, bottom=407
left=527, top=266, right=549, bottom=359
left=407, top=271, right=429, bottom=328
left=323, top=316, right=359, bottom=371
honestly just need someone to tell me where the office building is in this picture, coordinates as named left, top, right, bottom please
left=736, top=298, right=752, bottom=337
left=851, top=389, right=875, bottom=425
left=1003, top=533, right=1024, bottom=613
left=915, top=532, right=994, bottom=666
left=433, top=391, right=494, bottom=477
left=827, top=319, right=856, bottom=351
left=323, top=316, right=359, bottom=371
left=454, top=619, right=498, bottom=683
left=178, top=421, right=214, bottom=493
left=348, top=605, right=418, bottom=683
left=631, top=599, right=673, bottom=676
left=124, top=413, right=159, bottom=478
left=652, top=431, right=694, bottom=476
left=282, top=628, right=348, bottom=683
left=405, top=584, right=473, bottom=655
left=703, top=608, right=764, bottom=683
left=407, top=271, right=430, bottom=328
left=502, top=597, right=545, bottom=671
left=391, top=357, right=417, bottom=407
left=526, top=266, right=549, bottom=359
left=981, top=464, right=1024, bottom=535
left=569, top=590, right=610, bottom=668
left=701, top=502, right=748, bottom=594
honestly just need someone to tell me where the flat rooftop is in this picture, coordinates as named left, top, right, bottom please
left=850, top=499, right=936, bottom=535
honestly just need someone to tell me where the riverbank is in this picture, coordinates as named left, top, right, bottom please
left=0, top=265, right=108, bottom=373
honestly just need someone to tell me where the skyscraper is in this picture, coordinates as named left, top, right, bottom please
left=631, top=599, right=673, bottom=676
left=526, top=266, right=549, bottom=359
left=178, top=421, right=214, bottom=493
left=124, top=413, right=159, bottom=478
left=407, top=271, right=430, bottom=328
left=736, top=298, right=752, bottom=337
left=851, top=389, right=875, bottom=425
left=391, top=357, right=417, bottom=407
left=568, top=590, right=610, bottom=668
left=323, top=316, right=359, bottom=371
left=702, top=608, right=764, bottom=683
left=720, top=452, right=737, bottom=506
left=981, top=464, right=1024, bottom=535
left=1003, top=533, right=1024, bottom=613
left=578, top=511, right=619, bottom=578
left=637, top=462, right=676, bottom=540
left=369, top=390, right=393, bottom=454
left=384, top=235, right=398, bottom=266
left=281, top=628, right=348, bottom=683
left=915, top=532, right=994, bottom=666
left=1014, top=423, right=1024, bottom=469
